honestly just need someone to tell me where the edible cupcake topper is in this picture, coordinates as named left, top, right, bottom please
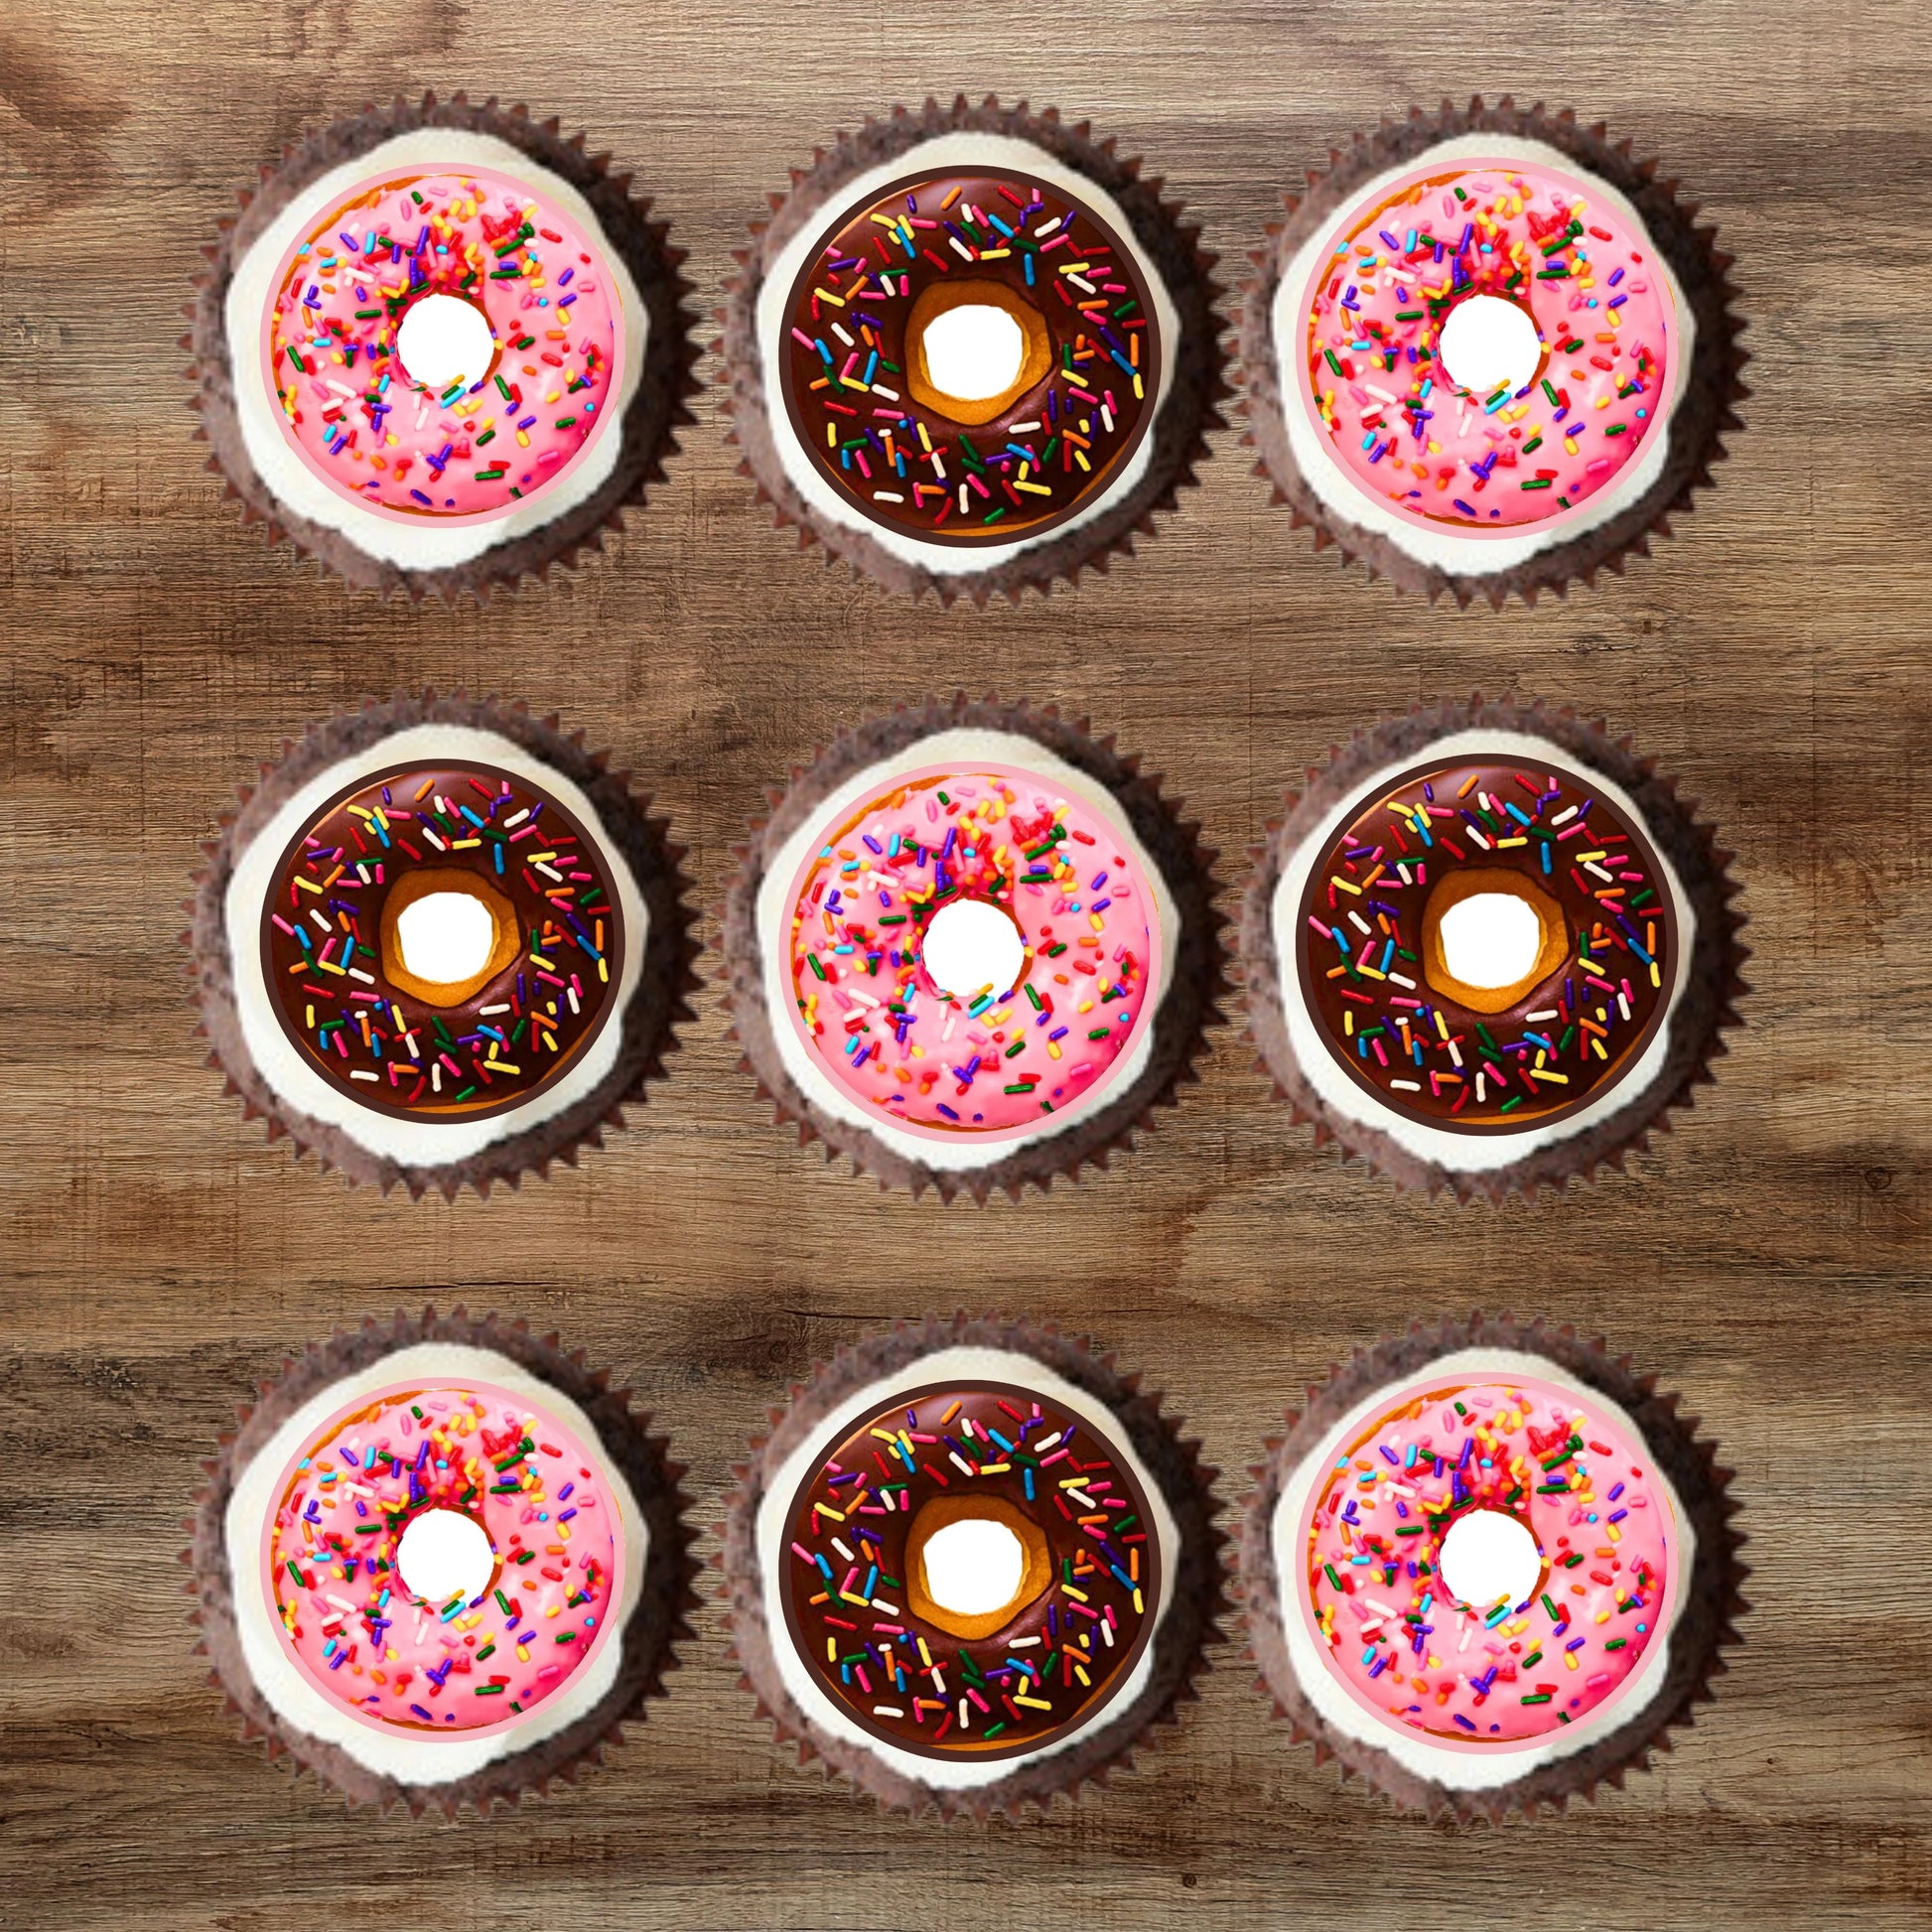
left=1240, top=1314, right=1746, bottom=1819
left=1239, top=97, right=1747, bottom=605
left=1241, top=695, right=1746, bottom=1199
left=721, top=694, right=1226, bottom=1199
left=189, top=1308, right=698, bottom=1813
left=721, top=1313, right=1225, bottom=1815
left=189, top=91, right=698, bottom=598
left=722, top=96, right=1226, bottom=603
left=187, top=692, right=699, bottom=1197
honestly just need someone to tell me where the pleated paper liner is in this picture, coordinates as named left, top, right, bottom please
left=185, top=691, right=700, bottom=1198
left=1238, top=1312, right=1747, bottom=1822
left=719, top=95, right=1227, bottom=605
left=720, top=693, right=1228, bottom=1200
left=184, top=1306, right=699, bottom=1815
left=1239, top=694, right=1747, bottom=1201
left=718, top=1311, right=1227, bottom=1817
left=1237, top=97, right=1748, bottom=607
left=186, top=91, right=699, bottom=600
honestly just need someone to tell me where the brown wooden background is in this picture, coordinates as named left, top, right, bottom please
left=4, top=1, right=1929, bottom=1926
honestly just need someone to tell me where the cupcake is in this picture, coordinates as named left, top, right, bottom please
left=1240, top=695, right=1745, bottom=1199
left=1240, top=1313, right=1745, bottom=1819
left=720, top=95, right=1225, bottom=603
left=188, top=91, right=697, bottom=597
left=187, top=1307, right=697, bottom=1812
left=186, top=692, right=698, bottom=1197
left=720, top=1312, right=1224, bottom=1815
left=721, top=694, right=1226, bottom=1199
left=1238, top=97, right=1747, bottom=605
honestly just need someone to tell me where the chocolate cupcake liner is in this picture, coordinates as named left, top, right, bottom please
left=185, top=690, right=701, bottom=1198
left=720, top=693, right=1228, bottom=1201
left=1240, top=694, right=1747, bottom=1201
left=719, top=1311, right=1227, bottom=1818
left=186, top=91, right=700, bottom=600
left=1237, top=96, right=1748, bottom=607
left=1239, top=1312, right=1747, bottom=1821
left=719, top=95, right=1227, bottom=606
left=183, top=1306, right=700, bottom=1815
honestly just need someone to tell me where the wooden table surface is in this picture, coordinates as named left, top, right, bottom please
left=4, top=1, right=1929, bottom=1926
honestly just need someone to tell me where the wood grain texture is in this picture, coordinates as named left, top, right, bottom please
left=2, top=1, right=1929, bottom=1926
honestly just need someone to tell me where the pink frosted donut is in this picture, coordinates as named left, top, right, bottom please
left=1294, top=156, right=1677, bottom=536
left=260, top=164, right=623, bottom=523
left=261, top=1377, right=623, bottom=1734
left=1297, top=1370, right=1673, bottom=1744
left=779, top=759, right=1162, bottom=1140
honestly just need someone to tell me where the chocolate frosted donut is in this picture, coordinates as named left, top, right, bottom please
left=775, top=165, right=1159, bottom=548
left=188, top=693, right=698, bottom=1197
left=721, top=1314, right=1225, bottom=1815
left=1241, top=696, right=1746, bottom=1199
left=722, top=97, right=1225, bottom=603
left=777, top=1378, right=1160, bottom=1760
left=258, top=758, right=624, bottom=1121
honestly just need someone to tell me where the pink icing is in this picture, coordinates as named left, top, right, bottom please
left=1297, top=1372, right=1674, bottom=1747
left=260, top=165, right=622, bottom=524
left=261, top=1378, right=623, bottom=1736
left=1295, top=157, right=1677, bottom=535
left=779, top=759, right=1162, bottom=1142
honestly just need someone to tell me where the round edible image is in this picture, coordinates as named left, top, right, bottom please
left=720, top=693, right=1227, bottom=1199
left=720, top=1313, right=1225, bottom=1815
left=187, top=692, right=699, bottom=1197
left=1239, top=1313, right=1746, bottom=1819
left=722, top=95, right=1226, bottom=602
left=188, top=1307, right=698, bottom=1813
left=1240, top=695, right=1746, bottom=1199
left=1238, top=96, right=1747, bottom=605
left=189, top=90, right=698, bottom=597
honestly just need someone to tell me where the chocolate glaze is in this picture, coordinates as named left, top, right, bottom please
left=260, top=759, right=624, bottom=1120
left=777, top=1379, right=1160, bottom=1760
left=778, top=167, right=1160, bottom=546
left=1293, top=755, right=1674, bottom=1131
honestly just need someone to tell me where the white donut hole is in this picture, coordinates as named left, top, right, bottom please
left=1438, top=294, right=1542, bottom=396
left=395, top=891, right=496, bottom=986
left=1438, top=892, right=1544, bottom=990
left=921, top=897, right=1027, bottom=1001
left=921, top=1516, right=1027, bottom=1617
left=395, top=1508, right=494, bottom=1606
left=921, top=304, right=1026, bottom=402
left=396, top=293, right=495, bottom=391
left=1439, top=1508, right=1542, bottom=1610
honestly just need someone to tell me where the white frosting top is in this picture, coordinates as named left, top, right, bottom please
left=223, top=722, right=649, bottom=1169
left=224, top=1340, right=649, bottom=1786
left=755, top=1344, right=1179, bottom=1790
left=1268, top=727, right=1696, bottom=1173
left=755, top=132, right=1180, bottom=575
left=755, top=728, right=1180, bottom=1172
left=1270, top=134, right=1696, bottom=574
left=227, top=128, right=650, bottom=571
left=1269, top=1346, right=1694, bottom=1791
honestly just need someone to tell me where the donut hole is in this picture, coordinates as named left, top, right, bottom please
left=903, top=1494, right=1052, bottom=1641
left=1439, top=1507, right=1543, bottom=1611
left=1438, top=893, right=1542, bottom=990
left=920, top=1516, right=1026, bottom=1617
left=920, top=305, right=1026, bottom=402
left=903, top=277, right=1052, bottom=426
left=1421, top=868, right=1569, bottom=1016
left=396, top=1508, right=494, bottom=1606
left=396, top=292, right=495, bottom=392
left=1438, top=293, right=1542, bottom=397
left=377, top=868, right=520, bottom=1010
left=921, top=897, right=1027, bottom=1003
left=396, top=892, right=495, bottom=986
